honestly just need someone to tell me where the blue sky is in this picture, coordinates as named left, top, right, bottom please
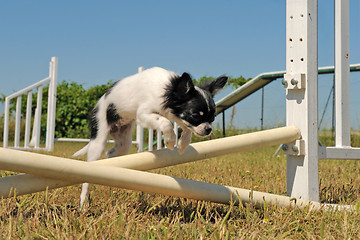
left=1, top=1, right=360, bottom=130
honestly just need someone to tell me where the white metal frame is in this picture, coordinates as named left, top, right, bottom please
left=334, top=0, right=350, bottom=147
left=285, top=0, right=319, bottom=201
left=3, top=57, right=58, bottom=151
left=285, top=0, right=359, bottom=202
left=317, top=1, right=360, bottom=164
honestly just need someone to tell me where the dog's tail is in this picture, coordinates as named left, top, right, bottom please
left=72, top=144, right=89, bottom=157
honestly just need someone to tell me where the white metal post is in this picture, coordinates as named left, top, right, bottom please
left=148, top=129, right=154, bottom=151
left=3, top=98, right=10, bottom=148
left=24, top=91, right=33, bottom=148
left=285, top=0, right=319, bottom=201
left=136, top=66, right=145, bottom=152
left=157, top=130, right=162, bottom=149
left=136, top=123, right=144, bottom=152
left=34, top=87, right=43, bottom=149
left=45, top=57, right=58, bottom=151
left=174, top=122, right=179, bottom=147
left=334, top=0, right=350, bottom=147
left=14, top=96, right=22, bottom=148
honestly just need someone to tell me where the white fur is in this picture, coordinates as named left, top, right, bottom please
left=74, top=67, right=227, bottom=209
left=75, top=67, right=195, bottom=209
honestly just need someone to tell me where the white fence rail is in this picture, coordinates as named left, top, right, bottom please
left=3, top=57, right=58, bottom=151
left=55, top=123, right=179, bottom=152
left=3, top=60, right=178, bottom=152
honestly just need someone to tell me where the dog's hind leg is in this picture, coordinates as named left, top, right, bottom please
left=106, top=121, right=134, bottom=158
left=79, top=135, right=108, bottom=209
left=79, top=105, right=110, bottom=209
left=79, top=122, right=133, bottom=209
left=79, top=138, right=108, bottom=209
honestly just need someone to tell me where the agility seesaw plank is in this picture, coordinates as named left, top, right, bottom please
left=0, top=126, right=301, bottom=200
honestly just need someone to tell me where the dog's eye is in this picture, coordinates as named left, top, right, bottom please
left=194, top=111, right=204, bottom=116
left=191, top=112, right=203, bottom=118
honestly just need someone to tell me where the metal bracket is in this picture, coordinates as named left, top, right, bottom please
left=282, top=73, right=306, bottom=90
left=282, top=140, right=305, bottom=156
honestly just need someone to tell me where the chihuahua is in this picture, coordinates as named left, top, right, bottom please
left=73, top=67, right=227, bottom=208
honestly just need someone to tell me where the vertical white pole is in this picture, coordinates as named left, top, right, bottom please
left=136, top=126, right=144, bottom=152
left=157, top=130, right=162, bottom=149
left=3, top=98, right=10, bottom=148
left=148, top=129, right=154, bottom=151
left=14, top=96, right=22, bottom=148
left=24, top=91, right=33, bottom=148
left=29, top=107, right=38, bottom=147
left=45, top=60, right=53, bottom=148
left=46, top=57, right=58, bottom=151
left=174, top=122, right=178, bottom=147
left=334, top=0, right=350, bottom=147
left=34, top=86, right=43, bottom=149
left=136, top=66, right=145, bottom=152
left=51, top=57, right=58, bottom=149
left=285, top=0, right=319, bottom=201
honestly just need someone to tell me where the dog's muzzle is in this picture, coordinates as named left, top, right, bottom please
left=192, top=123, right=212, bottom=137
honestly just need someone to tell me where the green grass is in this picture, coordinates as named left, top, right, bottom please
left=1, top=139, right=360, bottom=239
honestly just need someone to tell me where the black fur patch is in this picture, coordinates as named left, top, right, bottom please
left=90, top=105, right=99, bottom=139
left=106, top=103, right=121, bottom=125
left=105, top=80, right=119, bottom=97
left=162, top=73, right=195, bottom=111
left=162, top=73, right=219, bottom=126
left=198, top=76, right=228, bottom=97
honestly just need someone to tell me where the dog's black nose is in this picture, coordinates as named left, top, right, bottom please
left=205, top=126, right=212, bottom=135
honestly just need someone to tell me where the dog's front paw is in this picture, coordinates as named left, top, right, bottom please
left=177, top=141, right=188, bottom=154
left=177, top=131, right=192, bottom=154
left=164, top=131, right=176, bottom=150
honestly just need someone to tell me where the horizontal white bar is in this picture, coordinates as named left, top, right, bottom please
left=1, top=126, right=301, bottom=198
left=319, top=147, right=360, bottom=160
left=55, top=138, right=91, bottom=143
left=6, top=77, right=51, bottom=100
left=7, top=146, right=45, bottom=151
left=0, top=138, right=325, bottom=211
left=1, top=147, right=353, bottom=211
left=55, top=138, right=137, bottom=145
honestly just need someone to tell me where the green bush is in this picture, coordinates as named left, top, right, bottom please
left=1, top=80, right=113, bottom=140
left=54, top=81, right=112, bottom=138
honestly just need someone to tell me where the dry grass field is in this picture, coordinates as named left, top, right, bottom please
left=1, top=134, right=360, bottom=239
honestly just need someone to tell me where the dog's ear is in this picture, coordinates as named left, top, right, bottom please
left=202, top=76, right=228, bottom=97
left=175, top=72, right=195, bottom=99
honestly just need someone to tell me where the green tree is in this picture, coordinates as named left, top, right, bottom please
left=194, top=75, right=251, bottom=89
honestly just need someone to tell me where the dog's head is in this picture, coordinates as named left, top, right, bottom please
left=163, top=72, right=228, bottom=137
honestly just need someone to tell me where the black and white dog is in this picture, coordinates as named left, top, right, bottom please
left=73, top=67, right=227, bottom=208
